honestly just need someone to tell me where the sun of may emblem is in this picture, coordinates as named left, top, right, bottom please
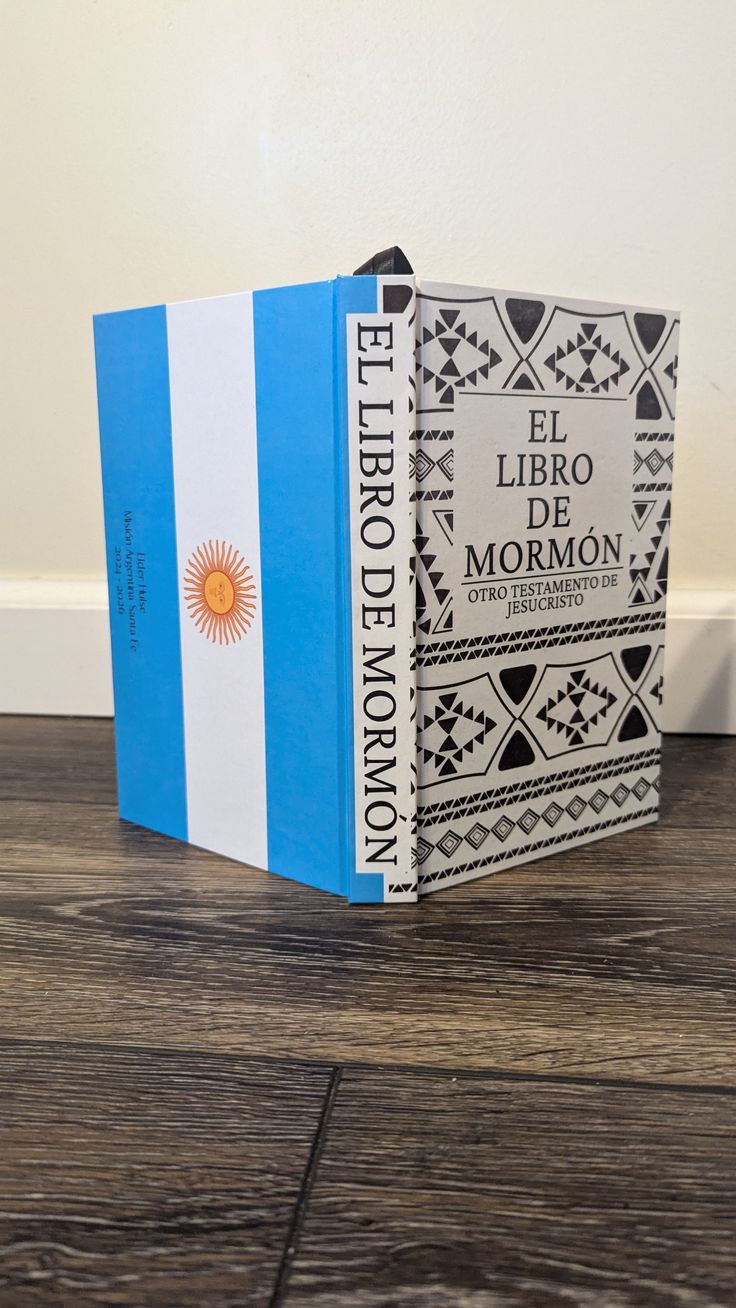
left=183, top=540, right=257, bottom=645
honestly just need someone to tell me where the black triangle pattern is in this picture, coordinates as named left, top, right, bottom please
left=499, top=663, right=536, bottom=706
left=628, top=500, right=671, bottom=606
left=498, top=729, right=536, bottom=771
left=620, top=645, right=651, bottom=683
left=413, top=519, right=452, bottom=637
left=417, top=648, right=661, bottom=804
left=418, top=688, right=497, bottom=780
left=543, top=324, right=630, bottom=393
left=432, top=508, right=454, bottom=545
left=664, top=355, right=678, bottom=387
left=633, top=312, right=666, bottom=354
left=505, top=297, right=546, bottom=344
left=536, top=668, right=618, bottom=747
left=618, top=704, right=649, bottom=742
left=417, top=306, right=502, bottom=406
left=632, top=499, right=656, bottom=531
left=636, top=380, right=662, bottom=420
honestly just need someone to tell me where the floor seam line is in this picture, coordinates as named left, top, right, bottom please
left=269, top=1063, right=342, bottom=1307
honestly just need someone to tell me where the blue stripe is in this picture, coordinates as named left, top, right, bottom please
left=334, top=278, right=385, bottom=904
left=253, top=282, right=347, bottom=896
left=93, top=306, right=187, bottom=841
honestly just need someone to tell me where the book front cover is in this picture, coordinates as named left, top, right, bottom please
left=413, top=283, right=679, bottom=893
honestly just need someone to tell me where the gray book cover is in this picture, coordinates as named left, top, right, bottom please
left=347, top=277, right=679, bottom=896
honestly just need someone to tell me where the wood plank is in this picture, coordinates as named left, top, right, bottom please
left=1, top=797, right=734, bottom=1083
left=659, top=732, right=736, bottom=828
left=286, top=1066, right=736, bottom=1306
left=0, top=1041, right=331, bottom=1306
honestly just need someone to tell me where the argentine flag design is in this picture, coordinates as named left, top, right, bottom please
left=94, top=276, right=414, bottom=903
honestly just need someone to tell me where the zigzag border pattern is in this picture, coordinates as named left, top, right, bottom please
left=417, top=747, right=661, bottom=822
left=410, top=488, right=453, bottom=502
left=416, top=614, right=665, bottom=665
left=410, top=428, right=453, bottom=442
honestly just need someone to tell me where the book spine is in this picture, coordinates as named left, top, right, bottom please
left=336, top=275, right=418, bottom=903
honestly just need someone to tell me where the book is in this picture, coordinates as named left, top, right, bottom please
left=93, top=274, right=678, bottom=903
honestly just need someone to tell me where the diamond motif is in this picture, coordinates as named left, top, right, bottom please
left=566, top=794, right=586, bottom=820
left=632, top=777, right=651, bottom=801
left=412, top=449, right=435, bottom=482
left=415, top=836, right=434, bottom=865
left=437, top=830, right=463, bottom=858
left=644, top=449, right=665, bottom=476
left=518, top=808, right=540, bottom=835
left=633, top=448, right=674, bottom=478
left=611, top=783, right=630, bottom=807
left=492, top=815, right=515, bottom=843
left=589, top=788, right=609, bottom=814
left=465, top=822, right=490, bottom=850
left=436, top=450, right=454, bottom=482
left=542, top=802, right=564, bottom=827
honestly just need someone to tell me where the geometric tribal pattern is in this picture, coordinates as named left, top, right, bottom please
left=629, top=498, right=671, bottom=607
left=417, top=292, right=680, bottom=422
left=413, top=515, right=454, bottom=637
left=416, top=306, right=502, bottom=407
left=411, top=289, right=677, bottom=894
left=411, top=427, right=456, bottom=635
left=543, top=322, right=630, bottom=394
left=418, top=683, right=498, bottom=781
left=409, top=446, right=455, bottom=486
left=632, top=407, right=673, bottom=610
left=634, top=447, right=674, bottom=477
left=536, top=667, right=618, bottom=747
left=418, top=646, right=662, bottom=788
left=416, top=770, right=659, bottom=864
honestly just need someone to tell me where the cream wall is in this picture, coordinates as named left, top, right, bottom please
left=1, top=0, right=734, bottom=588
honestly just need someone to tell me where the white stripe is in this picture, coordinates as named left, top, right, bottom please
left=166, top=294, right=267, bottom=868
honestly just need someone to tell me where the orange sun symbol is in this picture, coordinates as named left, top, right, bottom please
left=183, top=540, right=257, bottom=645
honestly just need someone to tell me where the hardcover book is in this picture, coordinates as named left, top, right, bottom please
left=94, top=273, right=678, bottom=902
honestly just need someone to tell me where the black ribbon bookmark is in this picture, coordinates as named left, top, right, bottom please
left=353, top=246, right=414, bottom=276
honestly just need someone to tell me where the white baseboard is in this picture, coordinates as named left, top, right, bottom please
left=0, top=580, right=734, bottom=732
left=662, top=588, right=736, bottom=734
left=0, top=579, right=113, bottom=717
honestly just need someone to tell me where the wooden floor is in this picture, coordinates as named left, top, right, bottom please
left=0, top=718, right=734, bottom=1307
